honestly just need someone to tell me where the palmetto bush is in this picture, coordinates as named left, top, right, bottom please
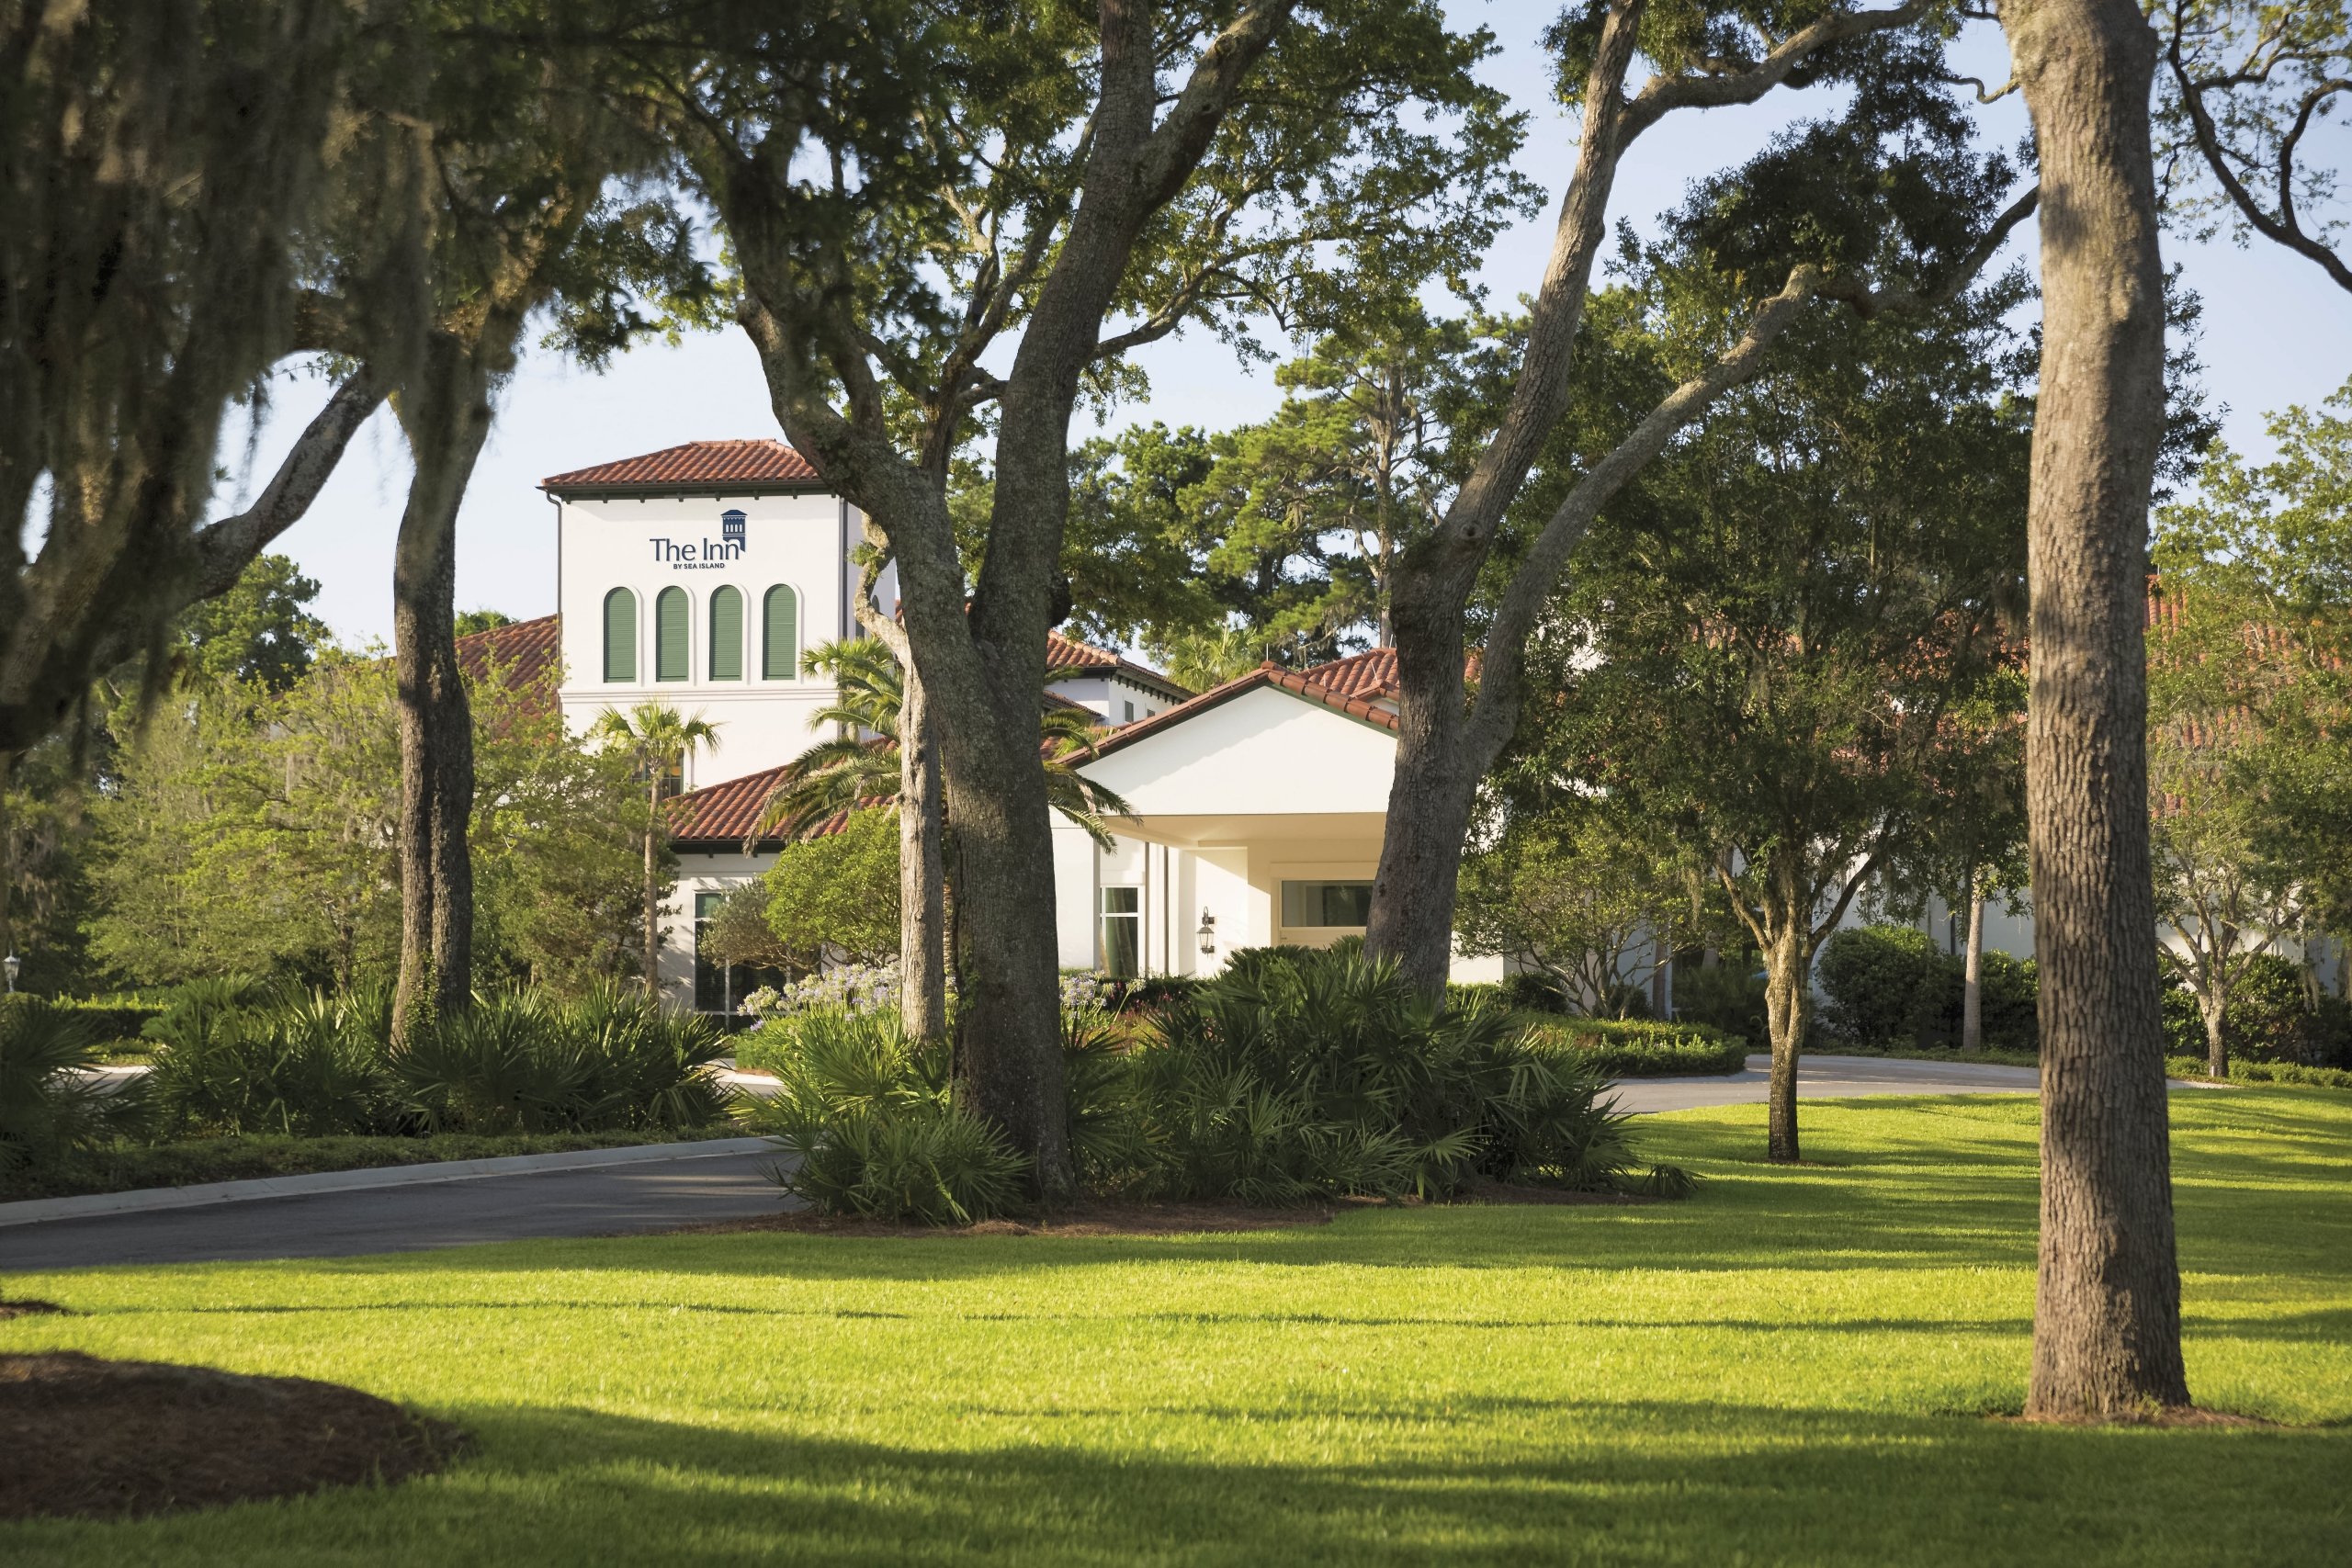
left=1128, top=947, right=1676, bottom=1202
left=737, top=1008, right=1026, bottom=1224
left=145, top=978, right=731, bottom=1139
left=146, top=982, right=405, bottom=1138
left=0, top=997, right=151, bottom=1168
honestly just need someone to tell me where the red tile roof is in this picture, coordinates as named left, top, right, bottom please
left=455, top=615, right=561, bottom=719
left=1299, top=647, right=1401, bottom=700
left=542, top=439, right=821, bottom=494
left=1045, top=630, right=1193, bottom=702
left=1081, top=660, right=1402, bottom=762
left=666, top=764, right=878, bottom=849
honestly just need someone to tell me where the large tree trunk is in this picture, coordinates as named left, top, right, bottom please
left=899, top=662, right=950, bottom=1040
left=933, top=675, right=1071, bottom=1197
left=1761, top=917, right=1812, bottom=1164
left=1363, top=584, right=1488, bottom=995
left=1961, top=886, right=1985, bottom=1052
left=390, top=350, right=491, bottom=1042
left=2005, top=0, right=2191, bottom=1419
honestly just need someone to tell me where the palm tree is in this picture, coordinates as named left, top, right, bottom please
left=752, top=638, right=1132, bottom=847
left=749, top=639, right=1133, bottom=1030
left=588, top=703, right=721, bottom=991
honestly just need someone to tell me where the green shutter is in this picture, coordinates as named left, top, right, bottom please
left=655, top=587, right=689, bottom=682
left=602, top=589, right=636, bottom=682
left=763, top=585, right=798, bottom=680
left=708, top=586, right=743, bottom=681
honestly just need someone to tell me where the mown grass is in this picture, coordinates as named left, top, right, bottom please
left=5, top=1089, right=2348, bottom=1565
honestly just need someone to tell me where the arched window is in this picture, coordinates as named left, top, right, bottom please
left=708, top=585, right=744, bottom=681
left=654, top=586, right=689, bottom=682
left=762, top=585, right=799, bottom=680
left=602, top=588, right=637, bottom=682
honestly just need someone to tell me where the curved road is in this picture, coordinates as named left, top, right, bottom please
left=5, top=1055, right=2088, bottom=1273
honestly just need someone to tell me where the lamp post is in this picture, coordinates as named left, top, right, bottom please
left=3, top=953, right=18, bottom=995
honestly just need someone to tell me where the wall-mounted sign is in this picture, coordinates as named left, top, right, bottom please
left=650, top=511, right=751, bottom=570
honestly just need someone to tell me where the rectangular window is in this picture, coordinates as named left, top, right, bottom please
left=694, top=890, right=786, bottom=1015
left=1281, top=880, right=1374, bottom=929
left=1122, top=700, right=1135, bottom=723
left=1099, top=886, right=1141, bottom=978
left=693, top=892, right=728, bottom=1012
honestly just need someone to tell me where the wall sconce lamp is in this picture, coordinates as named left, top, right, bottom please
left=1195, top=910, right=1216, bottom=955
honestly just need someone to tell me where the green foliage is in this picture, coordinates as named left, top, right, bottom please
left=1817, top=924, right=2040, bottom=1054
left=0, top=994, right=165, bottom=1049
left=1513, top=1015, right=1748, bottom=1077
left=1670, top=964, right=1770, bottom=1047
left=144, top=982, right=405, bottom=1139
left=81, top=643, right=647, bottom=996
left=1455, top=808, right=1707, bottom=1018
left=1127, top=947, right=1658, bottom=1202
left=2161, top=955, right=2352, bottom=1068
left=0, top=997, right=148, bottom=1169
left=2163, top=1055, right=2352, bottom=1089
left=172, top=553, right=328, bottom=693
left=762, top=807, right=904, bottom=967
left=1816, top=925, right=1945, bottom=1046
left=737, top=1008, right=1026, bottom=1224
left=141, top=978, right=730, bottom=1140
left=397, top=981, right=731, bottom=1135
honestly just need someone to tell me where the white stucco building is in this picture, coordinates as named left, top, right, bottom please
left=470, top=439, right=1491, bottom=1013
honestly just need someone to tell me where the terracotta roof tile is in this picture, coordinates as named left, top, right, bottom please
left=455, top=615, right=561, bottom=721
left=1081, top=660, right=1401, bottom=763
left=1299, top=647, right=1401, bottom=700
left=542, top=439, right=820, bottom=493
left=1045, top=630, right=1193, bottom=703
left=665, top=764, right=880, bottom=849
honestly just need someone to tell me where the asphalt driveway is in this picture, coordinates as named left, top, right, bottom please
left=5, top=1053, right=2137, bottom=1274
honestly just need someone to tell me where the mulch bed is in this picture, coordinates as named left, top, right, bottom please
left=678, top=1184, right=1657, bottom=1240
left=0, top=1352, right=465, bottom=1521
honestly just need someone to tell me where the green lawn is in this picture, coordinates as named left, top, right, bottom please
left=6, top=1090, right=2349, bottom=1565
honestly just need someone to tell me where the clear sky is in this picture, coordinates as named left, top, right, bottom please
left=224, top=6, right=2352, bottom=648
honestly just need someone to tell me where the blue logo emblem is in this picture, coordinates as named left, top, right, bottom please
left=721, top=509, right=746, bottom=546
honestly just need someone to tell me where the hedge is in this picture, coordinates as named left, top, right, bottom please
left=2163, top=1055, right=2352, bottom=1091
left=0, top=993, right=167, bottom=1048
left=1515, top=1014, right=1748, bottom=1077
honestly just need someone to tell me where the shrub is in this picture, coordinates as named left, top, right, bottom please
left=1516, top=1016, right=1747, bottom=1077
left=396, top=982, right=730, bottom=1134
left=1816, top=925, right=1948, bottom=1046
left=1127, top=946, right=1668, bottom=1202
left=146, top=983, right=404, bottom=1138
left=736, top=1008, right=1026, bottom=1224
left=0, top=994, right=170, bottom=1051
left=0, top=998, right=150, bottom=1168
left=2162, top=1055, right=2352, bottom=1089
left=1671, top=961, right=1769, bottom=1045
left=143, top=977, right=731, bottom=1139
left=2162, top=956, right=2352, bottom=1067
left=1500, top=971, right=1570, bottom=1014
left=1815, top=925, right=2041, bottom=1054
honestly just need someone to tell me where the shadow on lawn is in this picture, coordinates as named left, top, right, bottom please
left=6, top=1398, right=2344, bottom=1566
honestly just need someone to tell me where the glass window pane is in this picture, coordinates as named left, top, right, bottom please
left=709, top=586, right=743, bottom=681
left=1099, top=885, right=1140, bottom=977
left=655, top=587, right=689, bottom=682
left=1281, top=880, right=1374, bottom=928
left=603, top=589, right=636, bottom=682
